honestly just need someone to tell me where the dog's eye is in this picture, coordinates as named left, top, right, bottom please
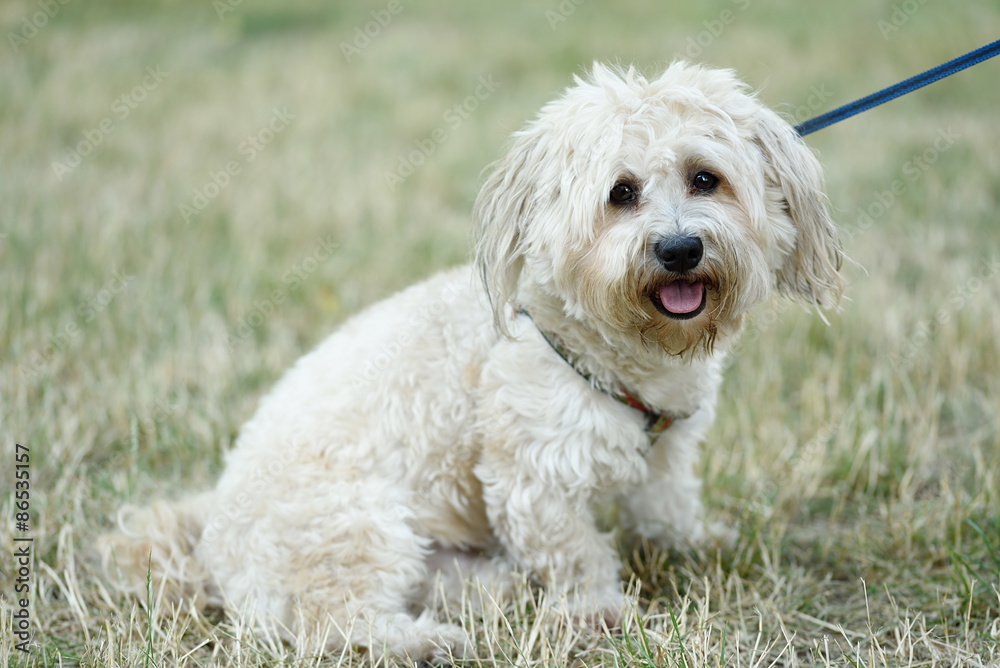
left=691, top=171, right=719, bottom=193
left=609, top=182, right=638, bottom=205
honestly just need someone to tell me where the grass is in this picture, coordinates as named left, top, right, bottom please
left=2, top=0, right=999, bottom=665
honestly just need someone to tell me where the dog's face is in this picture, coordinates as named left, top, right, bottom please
left=475, top=62, right=842, bottom=356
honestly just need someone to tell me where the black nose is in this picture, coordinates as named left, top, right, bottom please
left=654, top=235, right=703, bottom=273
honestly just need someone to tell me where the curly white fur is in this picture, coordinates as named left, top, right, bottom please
left=101, top=61, right=842, bottom=661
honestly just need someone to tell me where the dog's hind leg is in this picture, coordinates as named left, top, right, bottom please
left=203, top=476, right=468, bottom=660
left=287, top=515, right=468, bottom=659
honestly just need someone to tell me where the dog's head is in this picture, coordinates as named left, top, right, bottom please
left=474, top=62, right=842, bottom=356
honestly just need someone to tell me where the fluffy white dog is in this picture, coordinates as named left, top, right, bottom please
left=102, top=61, right=842, bottom=660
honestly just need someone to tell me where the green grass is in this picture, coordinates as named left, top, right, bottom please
left=2, top=0, right=999, bottom=665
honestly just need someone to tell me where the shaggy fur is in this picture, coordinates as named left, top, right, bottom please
left=101, top=61, right=842, bottom=660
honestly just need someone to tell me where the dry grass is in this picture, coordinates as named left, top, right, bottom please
left=2, top=0, right=999, bottom=665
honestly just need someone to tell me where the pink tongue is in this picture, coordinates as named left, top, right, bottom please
left=659, top=281, right=704, bottom=314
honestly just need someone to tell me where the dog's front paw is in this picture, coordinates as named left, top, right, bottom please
left=357, top=610, right=468, bottom=662
left=419, top=615, right=470, bottom=663
left=429, top=622, right=470, bottom=663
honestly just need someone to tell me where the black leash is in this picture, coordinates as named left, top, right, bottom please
left=795, top=39, right=1000, bottom=136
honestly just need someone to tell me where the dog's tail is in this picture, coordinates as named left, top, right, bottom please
left=98, top=492, right=218, bottom=607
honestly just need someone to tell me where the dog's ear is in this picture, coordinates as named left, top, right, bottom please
left=753, top=108, right=843, bottom=311
left=473, top=127, right=548, bottom=336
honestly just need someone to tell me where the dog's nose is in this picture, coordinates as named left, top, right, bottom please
left=654, top=235, right=703, bottom=273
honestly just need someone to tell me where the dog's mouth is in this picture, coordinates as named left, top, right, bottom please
left=653, top=281, right=707, bottom=320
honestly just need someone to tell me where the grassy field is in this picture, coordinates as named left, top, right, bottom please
left=2, top=0, right=999, bottom=665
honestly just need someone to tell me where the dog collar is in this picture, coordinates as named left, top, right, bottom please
left=516, top=309, right=680, bottom=437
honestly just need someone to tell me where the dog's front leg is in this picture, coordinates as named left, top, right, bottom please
left=475, top=445, right=627, bottom=624
left=620, top=431, right=709, bottom=548
left=472, top=335, right=640, bottom=624
left=620, top=412, right=736, bottom=549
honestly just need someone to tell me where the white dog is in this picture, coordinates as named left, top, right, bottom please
left=102, top=61, right=842, bottom=660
